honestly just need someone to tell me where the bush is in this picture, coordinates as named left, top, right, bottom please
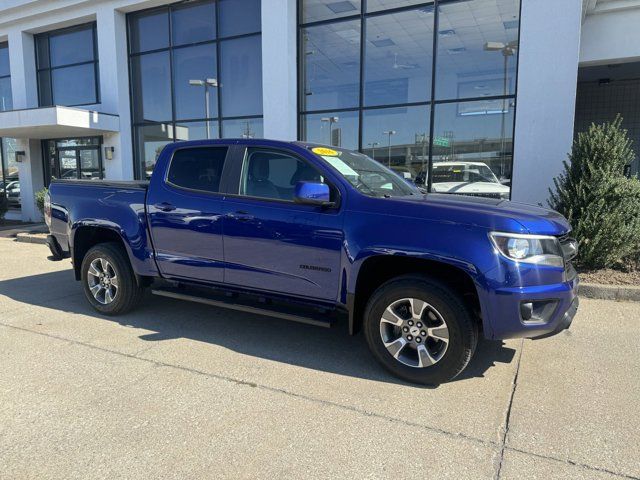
left=35, top=187, right=48, bottom=216
left=0, top=194, right=7, bottom=221
left=549, top=115, right=640, bottom=270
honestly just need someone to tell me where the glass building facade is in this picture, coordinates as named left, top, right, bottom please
left=299, top=0, right=520, bottom=198
left=127, top=0, right=263, bottom=179
left=35, top=23, right=100, bottom=107
left=0, top=42, right=13, bottom=206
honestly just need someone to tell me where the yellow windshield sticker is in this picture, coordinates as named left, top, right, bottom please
left=312, top=147, right=339, bottom=156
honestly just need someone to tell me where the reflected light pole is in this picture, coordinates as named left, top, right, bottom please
left=367, top=142, right=379, bottom=160
left=321, top=116, right=339, bottom=145
left=484, top=41, right=517, bottom=176
left=383, top=130, right=396, bottom=167
left=189, top=78, right=218, bottom=139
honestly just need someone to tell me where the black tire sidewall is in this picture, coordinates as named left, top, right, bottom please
left=364, top=277, right=476, bottom=385
left=80, top=243, right=140, bottom=315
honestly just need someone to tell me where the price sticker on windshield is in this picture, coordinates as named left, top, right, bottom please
left=312, top=147, right=339, bottom=156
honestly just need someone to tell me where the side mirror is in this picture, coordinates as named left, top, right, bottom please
left=294, top=181, right=333, bottom=207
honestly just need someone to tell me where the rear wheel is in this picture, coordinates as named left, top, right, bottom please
left=81, top=242, right=143, bottom=315
left=363, top=275, right=478, bottom=385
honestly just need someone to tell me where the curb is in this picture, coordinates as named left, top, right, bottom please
left=579, top=282, right=640, bottom=302
left=15, top=232, right=48, bottom=245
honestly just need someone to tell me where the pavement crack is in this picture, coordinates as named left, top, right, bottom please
left=493, top=338, right=524, bottom=480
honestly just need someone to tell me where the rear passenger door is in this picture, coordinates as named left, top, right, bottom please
left=147, top=145, right=231, bottom=284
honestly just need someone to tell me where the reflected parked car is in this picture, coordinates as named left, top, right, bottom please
left=4, top=181, right=21, bottom=206
left=415, top=162, right=510, bottom=199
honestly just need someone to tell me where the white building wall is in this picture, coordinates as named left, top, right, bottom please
left=580, top=6, right=640, bottom=65
left=511, top=0, right=583, bottom=206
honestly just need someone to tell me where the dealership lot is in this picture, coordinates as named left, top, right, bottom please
left=0, top=238, right=638, bottom=480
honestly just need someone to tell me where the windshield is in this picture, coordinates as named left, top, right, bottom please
left=432, top=164, right=499, bottom=184
left=308, top=146, right=419, bottom=198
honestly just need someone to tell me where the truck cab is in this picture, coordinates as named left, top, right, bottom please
left=46, top=139, right=579, bottom=385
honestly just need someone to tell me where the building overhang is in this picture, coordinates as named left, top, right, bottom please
left=0, top=106, right=119, bottom=139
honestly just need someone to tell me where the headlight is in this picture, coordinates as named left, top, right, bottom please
left=489, top=232, right=564, bottom=267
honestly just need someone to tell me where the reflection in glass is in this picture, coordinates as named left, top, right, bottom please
left=129, top=8, right=169, bottom=53
left=0, top=77, right=12, bottom=111
left=364, top=8, right=433, bottom=106
left=301, top=20, right=360, bottom=111
left=366, top=0, right=430, bottom=12
left=436, top=0, right=519, bottom=101
left=301, top=111, right=358, bottom=150
left=175, top=120, right=220, bottom=141
left=131, top=52, right=172, bottom=122
left=362, top=105, right=430, bottom=179
left=220, top=36, right=263, bottom=117
left=171, top=0, right=216, bottom=46
left=222, top=118, right=263, bottom=139
left=429, top=100, right=514, bottom=198
left=58, top=150, right=78, bottom=179
left=301, top=0, right=361, bottom=24
left=135, top=124, right=174, bottom=179
left=49, top=27, right=94, bottom=67
left=0, top=43, right=10, bottom=76
left=51, top=64, right=97, bottom=105
left=219, top=0, right=261, bottom=37
left=173, top=44, right=218, bottom=121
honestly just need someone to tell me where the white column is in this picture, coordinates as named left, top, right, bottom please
left=7, top=29, right=38, bottom=109
left=511, top=0, right=582, bottom=206
left=261, top=0, right=298, bottom=141
left=96, top=6, right=135, bottom=180
left=15, top=139, right=44, bottom=222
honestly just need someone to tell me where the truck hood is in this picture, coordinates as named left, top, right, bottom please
left=431, top=181, right=510, bottom=194
left=378, top=193, right=571, bottom=236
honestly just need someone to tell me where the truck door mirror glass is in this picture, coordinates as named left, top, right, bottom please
left=294, top=181, right=332, bottom=206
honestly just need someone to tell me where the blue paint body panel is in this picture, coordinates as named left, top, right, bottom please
left=48, top=139, right=578, bottom=340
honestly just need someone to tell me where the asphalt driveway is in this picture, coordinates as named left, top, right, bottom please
left=0, top=238, right=638, bottom=479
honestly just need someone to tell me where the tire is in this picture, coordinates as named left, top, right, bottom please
left=363, top=275, right=478, bottom=385
left=80, top=242, right=144, bottom=315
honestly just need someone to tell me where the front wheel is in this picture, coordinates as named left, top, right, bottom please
left=363, top=275, right=478, bottom=385
left=81, top=242, right=144, bottom=315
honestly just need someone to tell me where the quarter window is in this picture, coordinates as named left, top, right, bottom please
left=167, top=147, right=228, bottom=193
left=35, top=23, right=100, bottom=107
left=240, top=149, right=324, bottom=201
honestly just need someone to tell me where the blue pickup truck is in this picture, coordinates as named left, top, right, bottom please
left=45, top=139, right=579, bottom=384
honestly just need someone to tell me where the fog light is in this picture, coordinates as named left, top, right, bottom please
left=520, top=300, right=559, bottom=324
left=520, top=302, right=533, bottom=321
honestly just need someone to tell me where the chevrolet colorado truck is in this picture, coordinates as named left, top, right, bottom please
left=45, top=139, right=579, bottom=384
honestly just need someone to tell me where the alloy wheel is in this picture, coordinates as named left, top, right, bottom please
left=87, top=258, right=119, bottom=305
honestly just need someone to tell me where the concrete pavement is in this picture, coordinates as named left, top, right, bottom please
left=0, top=238, right=638, bottom=479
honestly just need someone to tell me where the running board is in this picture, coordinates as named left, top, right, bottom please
left=151, top=288, right=335, bottom=328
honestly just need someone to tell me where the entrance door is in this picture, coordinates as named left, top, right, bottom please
left=44, top=137, right=103, bottom=183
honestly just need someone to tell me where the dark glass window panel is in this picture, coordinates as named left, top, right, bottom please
left=301, top=110, right=358, bottom=150
left=431, top=99, right=514, bottom=198
left=367, top=0, right=431, bottom=12
left=0, top=77, right=12, bottom=111
left=219, top=0, right=261, bottom=37
left=301, top=21, right=360, bottom=111
left=167, top=147, right=228, bottom=192
left=0, top=44, right=10, bottom=76
left=173, top=44, right=218, bottom=121
left=175, top=120, right=220, bottom=141
left=49, top=26, right=95, bottom=67
left=38, top=70, right=53, bottom=106
left=129, top=8, right=169, bottom=53
left=58, top=150, right=78, bottom=179
left=79, top=149, right=102, bottom=179
left=364, top=8, right=433, bottom=106
left=135, top=124, right=174, bottom=179
left=51, top=63, right=97, bottom=105
left=362, top=105, right=430, bottom=179
left=222, top=118, right=263, bottom=139
left=36, top=36, right=50, bottom=69
left=131, top=52, right=172, bottom=122
left=220, top=36, right=263, bottom=117
left=301, top=0, right=361, bottom=24
left=56, top=137, right=100, bottom=147
left=435, top=0, right=519, bottom=101
left=171, top=1, right=216, bottom=46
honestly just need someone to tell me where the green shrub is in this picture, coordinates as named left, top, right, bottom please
left=0, top=194, right=7, bottom=221
left=35, top=187, right=48, bottom=216
left=549, top=115, right=640, bottom=270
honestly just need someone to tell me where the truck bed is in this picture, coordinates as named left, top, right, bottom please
left=50, top=179, right=149, bottom=190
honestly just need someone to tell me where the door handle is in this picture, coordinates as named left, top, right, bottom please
left=228, top=210, right=254, bottom=222
left=154, top=202, right=176, bottom=212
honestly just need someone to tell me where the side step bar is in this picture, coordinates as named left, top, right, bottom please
left=151, top=288, right=335, bottom=328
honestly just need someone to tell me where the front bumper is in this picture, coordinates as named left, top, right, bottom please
left=482, top=274, right=579, bottom=340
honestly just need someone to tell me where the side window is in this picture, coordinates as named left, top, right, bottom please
left=240, top=149, right=324, bottom=201
left=167, top=147, right=228, bottom=193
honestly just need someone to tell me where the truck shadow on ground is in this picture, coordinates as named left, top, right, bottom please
left=1, top=269, right=517, bottom=387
